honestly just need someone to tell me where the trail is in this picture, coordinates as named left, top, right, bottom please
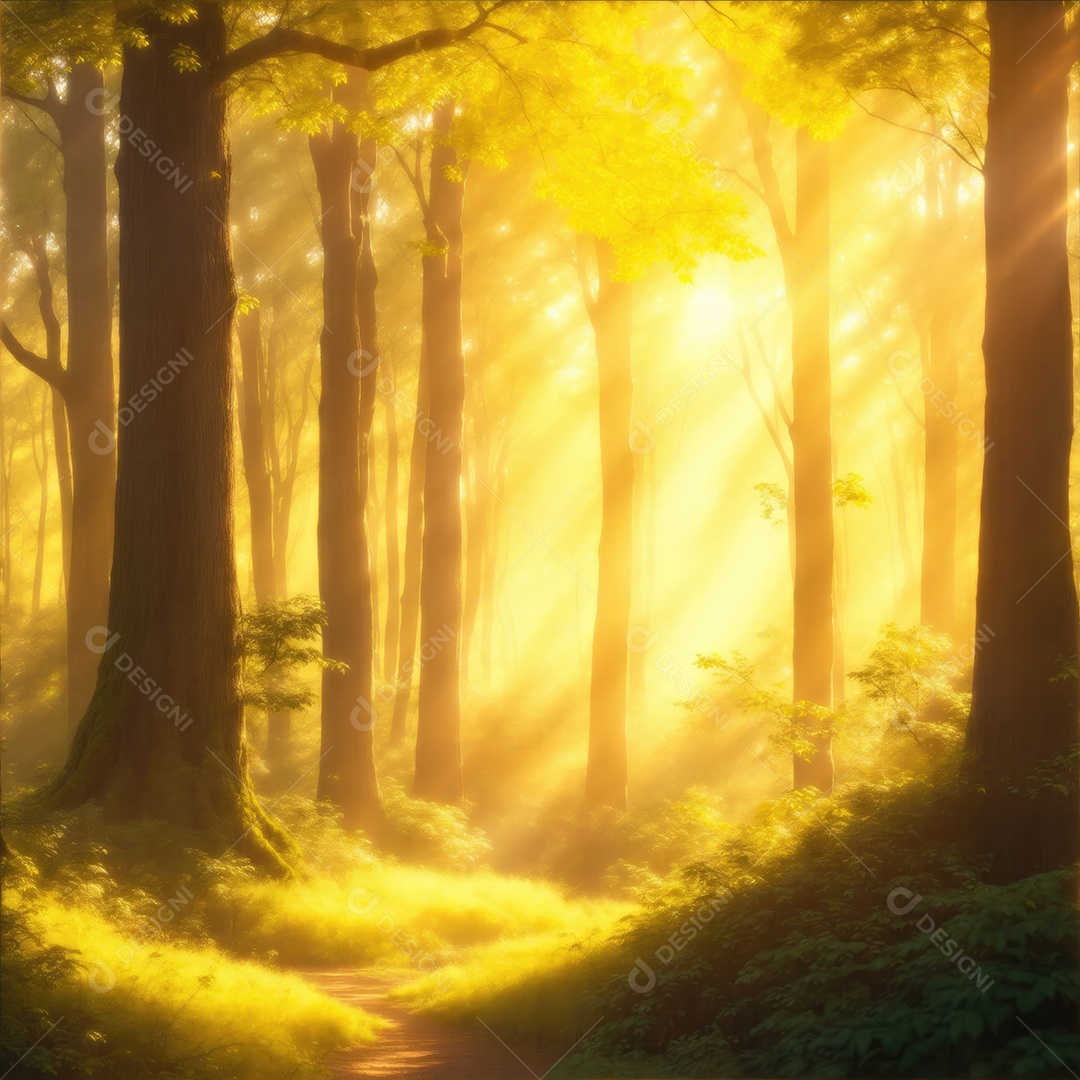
left=302, top=969, right=567, bottom=1080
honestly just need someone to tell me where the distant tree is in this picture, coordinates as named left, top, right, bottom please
left=3, top=3, right=118, bottom=726
left=535, top=7, right=757, bottom=808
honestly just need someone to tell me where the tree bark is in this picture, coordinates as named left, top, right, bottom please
left=583, top=237, right=633, bottom=811
left=734, top=82, right=835, bottom=792
left=310, top=82, right=382, bottom=830
left=919, top=163, right=958, bottom=639
left=236, top=308, right=275, bottom=605
left=31, top=388, right=49, bottom=617
left=966, top=0, right=1079, bottom=879
left=461, top=375, right=491, bottom=686
left=50, top=6, right=287, bottom=867
left=382, top=361, right=401, bottom=682
left=414, top=102, right=466, bottom=803
left=59, top=64, right=116, bottom=728
left=789, top=129, right=835, bottom=792
left=390, top=343, right=427, bottom=744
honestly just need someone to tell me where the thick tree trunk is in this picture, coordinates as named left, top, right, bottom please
left=60, top=64, right=116, bottom=728
left=236, top=309, right=275, bottom=605
left=310, top=87, right=382, bottom=831
left=584, top=237, right=633, bottom=811
left=414, top=103, right=466, bottom=803
left=51, top=7, right=287, bottom=866
left=789, top=129, right=834, bottom=792
left=966, top=0, right=1079, bottom=879
left=52, top=384, right=72, bottom=596
left=390, top=344, right=427, bottom=744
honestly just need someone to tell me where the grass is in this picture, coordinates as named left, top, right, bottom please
left=4, top=880, right=380, bottom=1079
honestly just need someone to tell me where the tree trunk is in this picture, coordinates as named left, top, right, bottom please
left=51, top=383, right=72, bottom=596
left=390, top=342, right=427, bottom=744
left=789, top=129, right=834, bottom=792
left=480, top=432, right=510, bottom=680
left=733, top=85, right=835, bottom=793
left=60, top=64, right=116, bottom=728
left=310, top=84, right=382, bottom=831
left=51, top=7, right=287, bottom=867
left=0, top=362, right=10, bottom=608
left=31, top=388, right=49, bottom=617
left=966, top=0, right=1079, bottom=880
left=236, top=308, right=275, bottom=605
left=584, top=237, right=633, bottom=811
left=414, top=103, right=466, bottom=803
left=919, top=164, right=958, bottom=639
left=367, top=447, right=382, bottom=675
left=461, top=378, right=490, bottom=686
left=383, top=361, right=401, bottom=683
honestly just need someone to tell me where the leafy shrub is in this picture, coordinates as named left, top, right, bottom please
left=558, top=754, right=1079, bottom=1078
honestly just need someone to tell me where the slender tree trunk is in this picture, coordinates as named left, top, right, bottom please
left=310, top=84, right=382, bottom=830
left=0, top=362, right=10, bottom=607
left=390, top=341, right=427, bottom=744
left=355, top=132, right=385, bottom=709
left=583, top=237, right=633, bottom=811
left=920, top=164, right=958, bottom=638
left=236, top=309, right=275, bottom=605
left=31, top=389, right=49, bottom=617
left=480, top=433, right=509, bottom=680
left=60, top=64, right=116, bottom=728
left=789, top=129, right=834, bottom=792
left=966, top=0, right=1079, bottom=880
left=383, top=362, right=401, bottom=682
left=461, top=381, right=490, bottom=686
left=50, top=7, right=287, bottom=866
left=414, top=102, right=466, bottom=803
left=235, top=307, right=292, bottom=755
left=367, top=446, right=382, bottom=673
left=887, top=415, right=918, bottom=617
left=734, top=84, right=834, bottom=792
left=52, top=384, right=72, bottom=596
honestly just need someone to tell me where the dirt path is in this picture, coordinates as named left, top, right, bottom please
left=301, top=969, right=568, bottom=1079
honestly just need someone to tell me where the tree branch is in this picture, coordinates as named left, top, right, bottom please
left=0, top=81, right=63, bottom=122
left=214, top=1, right=513, bottom=83
left=725, top=57, right=796, bottom=253
left=0, top=320, right=66, bottom=393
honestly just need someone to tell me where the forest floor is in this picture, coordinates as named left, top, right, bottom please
left=301, top=968, right=570, bottom=1079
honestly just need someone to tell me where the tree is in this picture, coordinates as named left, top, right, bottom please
left=235, top=304, right=276, bottom=607
left=1, top=234, right=73, bottom=604
left=536, top=13, right=757, bottom=807
left=50, top=0, right=513, bottom=859
left=389, top=337, right=428, bottom=744
left=307, top=76, right=382, bottom=829
left=3, top=15, right=117, bottom=726
left=966, top=0, right=1079, bottom=880
left=710, top=12, right=846, bottom=791
left=412, top=101, right=468, bottom=803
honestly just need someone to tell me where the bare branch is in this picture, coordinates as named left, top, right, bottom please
left=0, top=320, right=65, bottom=392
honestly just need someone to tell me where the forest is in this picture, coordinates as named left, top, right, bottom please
left=0, top=1, right=1078, bottom=1077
